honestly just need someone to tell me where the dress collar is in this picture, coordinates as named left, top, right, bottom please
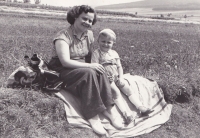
left=98, top=49, right=111, bottom=55
left=70, top=25, right=88, bottom=39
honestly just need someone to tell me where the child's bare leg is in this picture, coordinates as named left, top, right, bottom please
left=111, top=82, right=127, bottom=113
left=103, top=83, right=125, bottom=128
left=117, top=79, right=152, bottom=114
left=111, top=82, right=134, bottom=124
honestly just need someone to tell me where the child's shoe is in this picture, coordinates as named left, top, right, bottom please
left=138, top=106, right=154, bottom=117
left=123, top=112, right=135, bottom=125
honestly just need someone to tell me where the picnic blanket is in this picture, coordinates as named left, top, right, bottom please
left=55, top=74, right=172, bottom=138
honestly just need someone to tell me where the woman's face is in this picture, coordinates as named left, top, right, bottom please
left=74, top=12, right=94, bottom=33
left=98, top=35, right=114, bottom=52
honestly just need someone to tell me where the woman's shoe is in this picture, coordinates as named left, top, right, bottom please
left=109, top=115, right=124, bottom=129
left=88, top=115, right=107, bottom=135
left=103, top=106, right=124, bottom=129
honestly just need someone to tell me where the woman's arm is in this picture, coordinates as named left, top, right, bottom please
left=55, top=40, right=105, bottom=73
left=55, top=40, right=90, bottom=68
left=91, top=50, right=100, bottom=63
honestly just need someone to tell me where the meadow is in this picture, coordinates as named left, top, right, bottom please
left=0, top=14, right=200, bottom=138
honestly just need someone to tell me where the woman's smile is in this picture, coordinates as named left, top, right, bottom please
left=81, top=22, right=90, bottom=28
left=74, top=12, right=94, bottom=33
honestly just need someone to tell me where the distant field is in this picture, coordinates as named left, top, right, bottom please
left=107, top=8, right=200, bottom=22
left=0, top=14, right=200, bottom=138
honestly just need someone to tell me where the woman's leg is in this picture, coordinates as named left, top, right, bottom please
left=60, top=68, right=114, bottom=135
left=60, top=68, right=113, bottom=119
left=60, top=68, right=124, bottom=130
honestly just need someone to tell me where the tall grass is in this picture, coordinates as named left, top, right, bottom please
left=0, top=88, right=69, bottom=137
left=0, top=14, right=200, bottom=137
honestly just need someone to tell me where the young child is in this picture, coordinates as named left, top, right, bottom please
left=91, top=29, right=153, bottom=124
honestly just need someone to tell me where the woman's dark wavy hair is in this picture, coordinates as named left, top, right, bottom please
left=66, top=5, right=97, bottom=25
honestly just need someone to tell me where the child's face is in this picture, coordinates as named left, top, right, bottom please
left=98, top=35, right=114, bottom=52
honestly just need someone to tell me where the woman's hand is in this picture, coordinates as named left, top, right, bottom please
left=89, top=63, right=105, bottom=74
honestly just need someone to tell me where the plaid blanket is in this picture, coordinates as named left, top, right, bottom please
left=55, top=74, right=172, bottom=138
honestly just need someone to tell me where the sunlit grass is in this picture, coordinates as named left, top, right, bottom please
left=0, top=14, right=200, bottom=138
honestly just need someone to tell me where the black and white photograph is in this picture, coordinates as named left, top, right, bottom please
left=0, top=0, right=199, bottom=137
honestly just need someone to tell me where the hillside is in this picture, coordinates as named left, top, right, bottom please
left=96, top=0, right=200, bottom=10
left=1, top=13, right=200, bottom=138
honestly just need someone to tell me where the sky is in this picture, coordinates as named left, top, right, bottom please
left=40, top=0, right=142, bottom=7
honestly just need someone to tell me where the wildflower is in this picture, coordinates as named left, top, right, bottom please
left=171, top=39, right=179, bottom=43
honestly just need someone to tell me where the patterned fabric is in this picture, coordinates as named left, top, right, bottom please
left=52, top=25, right=94, bottom=62
left=55, top=74, right=172, bottom=137
left=91, top=49, right=121, bottom=81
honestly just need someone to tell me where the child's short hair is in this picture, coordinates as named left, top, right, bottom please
left=98, top=29, right=116, bottom=42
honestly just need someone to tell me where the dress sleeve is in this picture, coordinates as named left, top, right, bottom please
left=91, top=49, right=100, bottom=63
left=112, top=50, right=120, bottom=59
left=53, top=30, right=71, bottom=46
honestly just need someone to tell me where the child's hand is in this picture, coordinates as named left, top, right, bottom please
left=116, top=78, right=125, bottom=87
left=107, top=75, right=114, bottom=83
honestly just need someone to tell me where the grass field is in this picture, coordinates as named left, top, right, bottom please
left=0, top=14, right=200, bottom=138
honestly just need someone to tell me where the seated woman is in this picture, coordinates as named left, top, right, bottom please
left=48, top=5, right=124, bottom=135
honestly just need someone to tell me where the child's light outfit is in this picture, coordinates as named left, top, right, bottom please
left=91, top=49, right=121, bottom=83
left=92, top=48, right=153, bottom=122
left=92, top=48, right=134, bottom=124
